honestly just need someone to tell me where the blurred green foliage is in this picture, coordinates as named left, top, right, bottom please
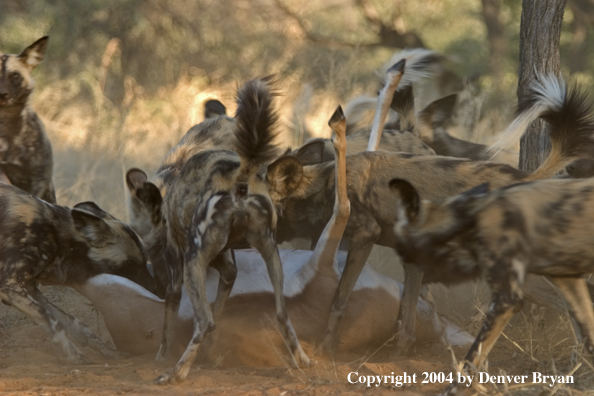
left=1, top=0, right=592, bottom=105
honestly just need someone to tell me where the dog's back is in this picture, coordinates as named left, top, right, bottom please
left=155, top=116, right=237, bottom=196
left=463, top=178, right=594, bottom=274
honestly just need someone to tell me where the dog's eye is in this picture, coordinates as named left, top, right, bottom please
left=10, top=73, right=22, bottom=85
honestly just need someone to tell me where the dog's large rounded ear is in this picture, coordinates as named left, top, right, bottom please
left=71, top=208, right=112, bottom=246
left=126, top=168, right=162, bottom=228
left=389, top=179, right=420, bottom=222
left=137, top=182, right=162, bottom=208
left=418, top=93, right=457, bottom=129
left=292, top=139, right=328, bottom=165
left=267, top=156, right=303, bottom=198
left=73, top=202, right=112, bottom=219
left=126, top=168, right=148, bottom=190
left=204, top=99, right=227, bottom=119
left=18, top=36, right=49, bottom=70
left=126, top=168, right=162, bottom=206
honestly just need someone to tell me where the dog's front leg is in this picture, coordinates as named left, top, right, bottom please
left=155, top=197, right=232, bottom=385
left=441, top=263, right=524, bottom=396
left=28, top=284, right=120, bottom=359
left=2, top=285, right=92, bottom=364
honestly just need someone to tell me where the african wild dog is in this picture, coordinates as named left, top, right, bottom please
left=125, top=52, right=442, bottom=296
left=69, top=107, right=474, bottom=362
left=70, top=107, right=474, bottom=367
left=149, top=78, right=309, bottom=385
left=0, top=182, right=154, bottom=364
left=0, top=36, right=55, bottom=203
left=389, top=178, right=594, bottom=395
left=126, top=115, right=237, bottom=249
left=265, top=73, right=594, bottom=358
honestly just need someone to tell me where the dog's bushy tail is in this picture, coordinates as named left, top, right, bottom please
left=488, top=74, right=594, bottom=180
left=344, top=49, right=444, bottom=136
left=234, top=77, right=281, bottom=180
left=382, top=48, right=445, bottom=90
left=387, top=50, right=443, bottom=134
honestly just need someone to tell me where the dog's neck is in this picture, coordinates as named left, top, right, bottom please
left=0, top=103, right=29, bottom=136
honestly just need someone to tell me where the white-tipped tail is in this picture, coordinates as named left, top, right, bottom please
left=382, top=48, right=444, bottom=90
left=488, top=74, right=566, bottom=157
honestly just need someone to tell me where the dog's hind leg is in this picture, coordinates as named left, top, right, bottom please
left=197, top=249, right=237, bottom=362
left=245, top=220, right=310, bottom=368
left=27, top=285, right=120, bottom=359
left=550, top=276, right=594, bottom=356
left=156, top=250, right=183, bottom=361
left=441, top=259, right=524, bottom=396
left=1, top=285, right=92, bottom=364
left=394, top=263, right=424, bottom=355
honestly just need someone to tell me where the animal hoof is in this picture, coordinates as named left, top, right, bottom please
left=294, top=349, right=311, bottom=368
left=154, top=372, right=177, bottom=385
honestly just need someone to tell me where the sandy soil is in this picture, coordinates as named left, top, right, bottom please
left=1, top=318, right=450, bottom=396
left=1, top=285, right=592, bottom=396
left=0, top=285, right=461, bottom=396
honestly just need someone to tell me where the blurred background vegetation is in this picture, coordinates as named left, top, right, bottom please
left=4, top=1, right=594, bottom=98
left=1, top=0, right=594, bottom=213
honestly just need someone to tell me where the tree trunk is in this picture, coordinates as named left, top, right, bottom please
left=518, top=0, right=567, bottom=172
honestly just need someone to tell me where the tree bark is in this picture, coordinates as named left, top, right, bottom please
left=518, top=0, right=567, bottom=172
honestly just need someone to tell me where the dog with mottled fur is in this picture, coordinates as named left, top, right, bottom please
left=0, top=36, right=55, bottom=203
left=389, top=75, right=594, bottom=394
left=264, top=73, right=594, bottom=358
left=391, top=178, right=594, bottom=373
left=150, top=78, right=309, bottom=385
left=126, top=53, right=441, bottom=296
left=0, top=182, right=154, bottom=364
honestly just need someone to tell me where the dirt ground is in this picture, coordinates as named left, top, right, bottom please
left=0, top=295, right=449, bottom=396
left=2, top=286, right=594, bottom=396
